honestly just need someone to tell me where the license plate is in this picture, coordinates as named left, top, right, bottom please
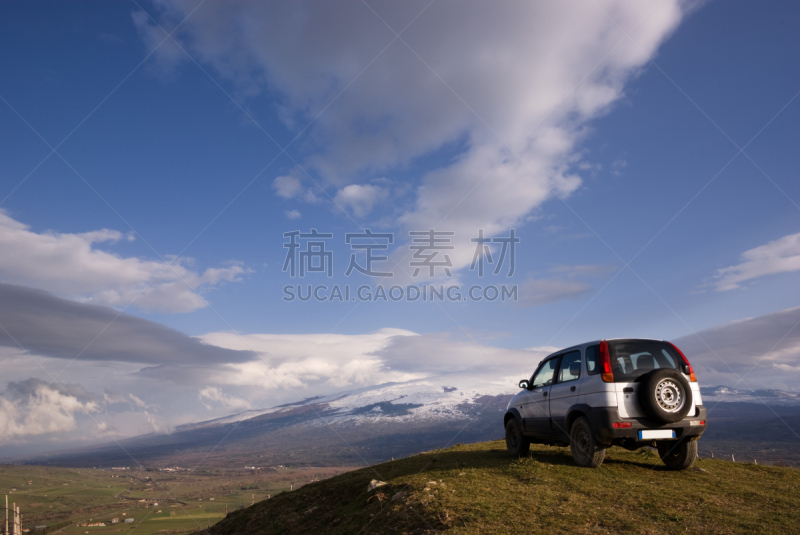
left=639, top=429, right=676, bottom=439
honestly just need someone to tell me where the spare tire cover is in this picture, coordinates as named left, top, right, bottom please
left=638, top=369, right=692, bottom=423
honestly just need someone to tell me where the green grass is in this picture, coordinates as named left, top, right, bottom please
left=208, top=441, right=800, bottom=534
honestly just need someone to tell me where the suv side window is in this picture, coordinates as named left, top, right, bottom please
left=531, top=357, right=560, bottom=388
left=557, top=350, right=582, bottom=383
left=586, top=344, right=600, bottom=375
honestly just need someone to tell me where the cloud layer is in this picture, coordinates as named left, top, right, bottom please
left=520, top=279, right=593, bottom=307
left=140, top=328, right=550, bottom=396
left=0, top=211, right=247, bottom=312
left=0, top=283, right=256, bottom=364
left=674, top=306, right=800, bottom=391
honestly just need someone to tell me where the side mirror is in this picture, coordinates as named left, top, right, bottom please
left=682, top=364, right=691, bottom=375
left=518, top=379, right=530, bottom=390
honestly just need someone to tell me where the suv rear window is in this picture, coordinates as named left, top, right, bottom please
left=607, top=340, right=680, bottom=382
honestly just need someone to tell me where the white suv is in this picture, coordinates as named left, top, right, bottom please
left=504, top=339, right=707, bottom=470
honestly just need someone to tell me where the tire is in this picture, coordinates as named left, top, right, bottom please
left=638, top=369, right=692, bottom=423
left=569, top=416, right=606, bottom=468
left=657, top=438, right=698, bottom=470
left=505, top=418, right=530, bottom=457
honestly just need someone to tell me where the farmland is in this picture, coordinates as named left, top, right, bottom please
left=0, top=464, right=354, bottom=534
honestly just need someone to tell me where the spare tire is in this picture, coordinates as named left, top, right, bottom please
left=638, top=369, right=692, bottom=423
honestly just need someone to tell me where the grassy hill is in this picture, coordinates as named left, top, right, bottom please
left=205, top=440, right=800, bottom=534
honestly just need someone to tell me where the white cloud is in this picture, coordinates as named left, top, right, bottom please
left=0, top=380, right=100, bottom=441
left=334, top=184, right=389, bottom=217
left=273, top=174, right=304, bottom=199
left=611, top=158, right=628, bottom=176
left=0, top=211, right=249, bottom=312
left=103, top=391, right=157, bottom=412
left=198, top=386, right=252, bottom=412
left=183, top=328, right=547, bottom=394
left=198, top=328, right=422, bottom=390
left=714, top=231, right=800, bottom=291
left=142, top=410, right=173, bottom=435
left=285, top=209, right=302, bottom=220
left=131, top=10, right=184, bottom=77
left=138, top=0, right=684, bottom=272
left=372, top=332, right=547, bottom=377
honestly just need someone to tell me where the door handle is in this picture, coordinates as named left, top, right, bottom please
left=570, top=386, right=576, bottom=392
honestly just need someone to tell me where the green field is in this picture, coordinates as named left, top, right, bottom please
left=0, top=464, right=354, bottom=534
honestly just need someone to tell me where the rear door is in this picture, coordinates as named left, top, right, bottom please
left=606, top=340, right=695, bottom=419
left=522, top=356, right=560, bottom=437
left=548, top=350, right=583, bottom=439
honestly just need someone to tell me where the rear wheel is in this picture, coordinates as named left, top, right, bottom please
left=569, top=416, right=606, bottom=468
left=505, top=418, right=530, bottom=457
left=657, top=438, right=698, bottom=470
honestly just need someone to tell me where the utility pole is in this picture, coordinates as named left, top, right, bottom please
left=5, top=495, right=8, bottom=535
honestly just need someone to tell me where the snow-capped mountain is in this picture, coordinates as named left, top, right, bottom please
left=700, top=385, right=800, bottom=405
left=22, top=379, right=800, bottom=468
left=22, top=373, right=516, bottom=467
left=180, top=372, right=517, bottom=432
left=183, top=380, right=800, bottom=434
left=111, top=377, right=800, bottom=440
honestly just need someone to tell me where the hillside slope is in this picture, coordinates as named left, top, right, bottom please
left=205, top=440, right=800, bottom=535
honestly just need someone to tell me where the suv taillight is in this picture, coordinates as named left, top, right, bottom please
left=600, top=340, right=614, bottom=382
left=669, top=342, right=697, bottom=382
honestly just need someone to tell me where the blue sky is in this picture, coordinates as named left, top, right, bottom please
left=1, top=0, right=799, bottom=453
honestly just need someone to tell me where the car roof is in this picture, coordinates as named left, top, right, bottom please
left=541, top=338, right=668, bottom=359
